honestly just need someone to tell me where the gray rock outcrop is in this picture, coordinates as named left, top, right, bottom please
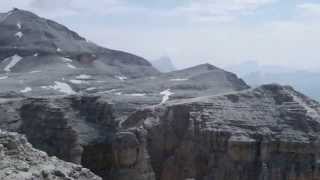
left=1, top=84, right=320, bottom=180
left=119, top=84, right=320, bottom=180
left=0, top=130, right=101, bottom=180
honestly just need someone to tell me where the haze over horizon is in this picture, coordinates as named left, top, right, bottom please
left=0, top=0, right=320, bottom=71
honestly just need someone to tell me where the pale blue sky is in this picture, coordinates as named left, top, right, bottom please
left=1, top=0, right=320, bottom=70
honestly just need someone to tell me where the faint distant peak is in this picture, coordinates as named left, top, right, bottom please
left=183, top=63, right=221, bottom=72
left=152, top=56, right=176, bottom=73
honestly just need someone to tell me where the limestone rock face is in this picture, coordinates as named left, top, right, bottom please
left=0, top=95, right=156, bottom=180
left=120, top=84, right=320, bottom=180
left=0, top=130, right=101, bottom=180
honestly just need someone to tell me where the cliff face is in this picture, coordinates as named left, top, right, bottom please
left=0, top=130, right=101, bottom=180
left=119, top=84, right=320, bottom=180
left=0, top=95, right=155, bottom=180
left=1, top=84, right=320, bottom=180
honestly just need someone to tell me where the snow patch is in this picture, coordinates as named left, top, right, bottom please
left=33, top=53, right=39, bottom=57
left=20, top=87, right=32, bottom=93
left=115, top=92, right=122, bottom=95
left=3, top=54, right=23, bottom=72
left=69, top=79, right=87, bottom=84
left=66, top=63, right=76, bottom=69
left=115, top=76, right=128, bottom=81
left=56, top=48, right=62, bottom=52
left=61, top=57, right=73, bottom=63
left=15, top=31, right=23, bottom=39
left=86, top=87, right=97, bottom=91
left=29, top=70, right=41, bottom=74
left=160, top=89, right=174, bottom=104
left=17, top=22, right=22, bottom=29
left=76, top=74, right=91, bottom=80
left=128, top=93, right=146, bottom=97
left=0, top=76, right=8, bottom=80
left=98, top=89, right=118, bottom=94
left=170, top=78, right=188, bottom=81
left=42, top=81, right=76, bottom=95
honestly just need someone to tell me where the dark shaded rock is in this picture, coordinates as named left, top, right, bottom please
left=0, top=95, right=116, bottom=179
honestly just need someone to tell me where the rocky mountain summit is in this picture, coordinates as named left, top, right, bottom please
left=0, top=8, right=319, bottom=180
left=0, top=8, right=159, bottom=96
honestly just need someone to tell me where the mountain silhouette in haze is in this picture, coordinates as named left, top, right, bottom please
left=227, top=61, right=320, bottom=100
left=151, top=56, right=176, bottom=72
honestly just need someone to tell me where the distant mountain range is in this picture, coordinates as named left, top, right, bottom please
left=226, top=61, right=320, bottom=100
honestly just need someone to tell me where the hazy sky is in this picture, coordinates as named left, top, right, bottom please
left=0, top=0, right=320, bottom=70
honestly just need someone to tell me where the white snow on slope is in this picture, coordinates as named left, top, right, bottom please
left=33, top=53, right=38, bottom=57
left=66, top=63, right=76, bottom=69
left=42, top=81, right=76, bottom=95
left=17, top=22, right=22, bottom=29
left=128, top=93, right=146, bottom=97
left=0, top=76, right=8, bottom=80
left=29, top=70, right=41, bottom=74
left=115, top=92, right=122, bottom=95
left=3, top=55, right=23, bottom=72
left=61, top=57, right=73, bottom=63
left=15, top=31, right=23, bottom=39
left=115, top=76, right=128, bottom=81
left=86, top=87, right=97, bottom=91
left=20, top=87, right=32, bottom=93
left=76, top=74, right=91, bottom=80
left=170, top=78, right=188, bottom=81
left=56, top=48, right=62, bottom=52
left=98, top=89, right=118, bottom=94
left=69, top=79, right=87, bottom=84
left=160, top=89, right=174, bottom=104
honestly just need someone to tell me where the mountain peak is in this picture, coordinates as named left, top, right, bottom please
left=184, top=63, right=220, bottom=72
left=4, top=8, right=39, bottom=20
left=152, top=56, right=176, bottom=72
left=0, top=9, right=159, bottom=79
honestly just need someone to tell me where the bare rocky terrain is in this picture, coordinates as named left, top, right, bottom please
left=0, top=130, right=101, bottom=180
left=0, top=8, right=319, bottom=180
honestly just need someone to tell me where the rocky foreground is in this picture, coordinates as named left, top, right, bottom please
left=0, top=130, right=101, bottom=180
